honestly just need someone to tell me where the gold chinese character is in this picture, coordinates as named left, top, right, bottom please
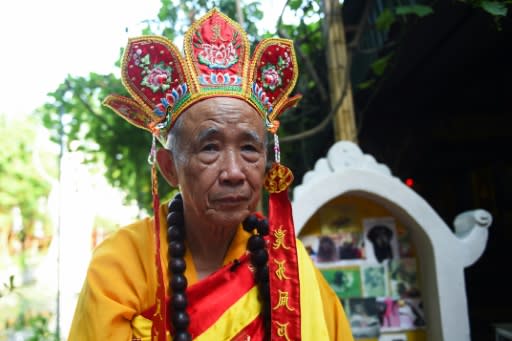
left=211, top=24, right=228, bottom=42
left=275, top=321, right=291, bottom=341
left=273, top=259, right=290, bottom=280
left=272, top=227, right=290, bottom=250
left=273, top=290, right=294, bottom=311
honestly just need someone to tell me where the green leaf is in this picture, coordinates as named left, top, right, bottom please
left=395, top=4, right=434, bottom=17
left=481, top=1, right=508, bottom=16
left=289, top=0, right=302, bottom=10
left=357, top=79, right=376, bottom=89
left=9, top=275, right=14, bottom=290
left=371, top=53, right=394, bottom=76
left=376, top=9, right=396, bottom=31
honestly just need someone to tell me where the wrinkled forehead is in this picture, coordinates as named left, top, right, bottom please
left=181, top=97, right=263, bottom=129
left=167, top=97, right=266, bottom=145
left=185, top=96, right=261, bottom=120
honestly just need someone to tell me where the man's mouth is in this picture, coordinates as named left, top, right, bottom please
left=213, top=195, right=248, bottom=206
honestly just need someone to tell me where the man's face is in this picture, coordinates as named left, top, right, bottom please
left=170, top=97, right=266, bottom=229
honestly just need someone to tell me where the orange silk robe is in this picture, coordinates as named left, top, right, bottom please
left=68, top=204, right=354, bottom=340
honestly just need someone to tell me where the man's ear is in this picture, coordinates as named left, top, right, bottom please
left=156, top=148, right=178, bottom=187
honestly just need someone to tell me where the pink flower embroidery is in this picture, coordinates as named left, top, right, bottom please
left=261, top=65, right=282, bottom=91
left=142, top=62, right=173, bottom=93
left=198, top=43, right=239, bottom=69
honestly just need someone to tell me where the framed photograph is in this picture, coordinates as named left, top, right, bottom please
left=337, top=230, right=365, bottom=260
left=300, top=235, right=320, bottom=263
left=316, top=234, right=339, bottom=263
left=319, top=203, right=359, bottom=235
left=347, top=297, right=381, bottom=338
left=315, top=230, right=365, bottom=263
left=376, top=297, right=401, bottom=330
left=363, top=217, right=400, bottom=264
left=321, top=266, right=362, bottom=298
left=398, top=298, right=426, bottom=329
left=396, top=225, right=416, bottom=258
left=361, top=264, right=389, bottom=298
left=389, top=258, right=421, bottom=299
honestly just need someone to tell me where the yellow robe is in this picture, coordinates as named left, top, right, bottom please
left=69, top=204, right=354, bottom=340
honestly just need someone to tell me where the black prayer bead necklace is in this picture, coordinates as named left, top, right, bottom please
left=241, top=213, right=271, bottom=339
left=166, top=193, right=271, bottom=340
left=166, top=194, right=190, bottom=341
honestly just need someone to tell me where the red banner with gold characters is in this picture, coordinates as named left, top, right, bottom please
left=265, top=163, right=301, bottom=340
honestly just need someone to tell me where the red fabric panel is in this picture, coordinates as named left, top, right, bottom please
left=267, top=190, right=302, bottom=340
left=142, top=254, right=257, bottom=338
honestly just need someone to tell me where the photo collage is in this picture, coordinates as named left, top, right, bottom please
left=301, top=212, right=425, bottom=340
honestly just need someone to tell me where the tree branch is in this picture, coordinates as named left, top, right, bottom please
left=278, top=0, right=375, bottom=143
left=277, top=0, right=329, bottom=102
left=235, top=0, right=245, bottom=27
left=277, top=0, right=290, bottom=28
left=355, top=41, right=397, bottom=54
left=64, top=79, right=113, bottom=128
left=279, top=28, right=330, bottom=103
left=279, top=75, right=348, bottom=143
left=347, top=0, right=373, bottom=49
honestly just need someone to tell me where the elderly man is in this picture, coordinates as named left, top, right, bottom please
left=69, top=9, right=353, bottom=341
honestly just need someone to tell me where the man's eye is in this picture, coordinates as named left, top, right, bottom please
left=201, top=143, right=218, bottom=152
left=242, top=144, right=257, bottom=152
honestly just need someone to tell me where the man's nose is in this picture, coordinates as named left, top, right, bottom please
left=219, top=150, right=245, bottom=185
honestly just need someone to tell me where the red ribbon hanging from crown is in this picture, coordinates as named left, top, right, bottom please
left=264, top=163, right=301, bottom=340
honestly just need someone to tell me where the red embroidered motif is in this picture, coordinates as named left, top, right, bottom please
left=251, top=42, right=297, bottom=116
left=124, top=37, right=188, bottom=113
left=188, top=12, right=245, bottom=88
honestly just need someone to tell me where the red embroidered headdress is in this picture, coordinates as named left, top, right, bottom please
left=104, top=8, right=301, bottom=145
left=104, top=8, right=303, bottom=340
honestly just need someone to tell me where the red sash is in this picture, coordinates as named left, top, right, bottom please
left=143, top=254, right=265, bottom=339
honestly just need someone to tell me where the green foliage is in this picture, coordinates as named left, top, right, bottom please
left=0, top=275, right=15, bottom=299
left=376, top=8, right=396, bottom=32
left=274, top=0, right=335, bottom=182
left=481, top=1, right=508, bottom=15
left=362, top=3, right=435, bottom=90
left=461, top=0, right=511, bottom=16
left=37, top=1, right=263, bottom=211
left=370, top=53, right=394, bottom=77
left=46, top=0, right=510, bottom=206
left=289, top=0, right=303, bottom=10
left=155, top=0, right=263, bottom=42
left=357, top=52, right=394, bottom=90
left=357, top=79, right=376, bottom=90
left=10, top=311, right=57, bottom=341
left=362, top=0, right=510, bottom=91
left=482, top=1, right=508, bottom=15
left=38, top=73, right=158, bottom=211
left=459, top=0, right=511, bottom=29
left=0, top=115, right=52, bottom=234
left=395, top=4, right=434, bottom=17
left=376, top=4, right=434, bottom=32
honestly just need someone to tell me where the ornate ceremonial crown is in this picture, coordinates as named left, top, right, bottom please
left=104, top=8, right=301, bottom=144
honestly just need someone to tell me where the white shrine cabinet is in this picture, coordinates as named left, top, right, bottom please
left=292, top=141, right=492, bottom=341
